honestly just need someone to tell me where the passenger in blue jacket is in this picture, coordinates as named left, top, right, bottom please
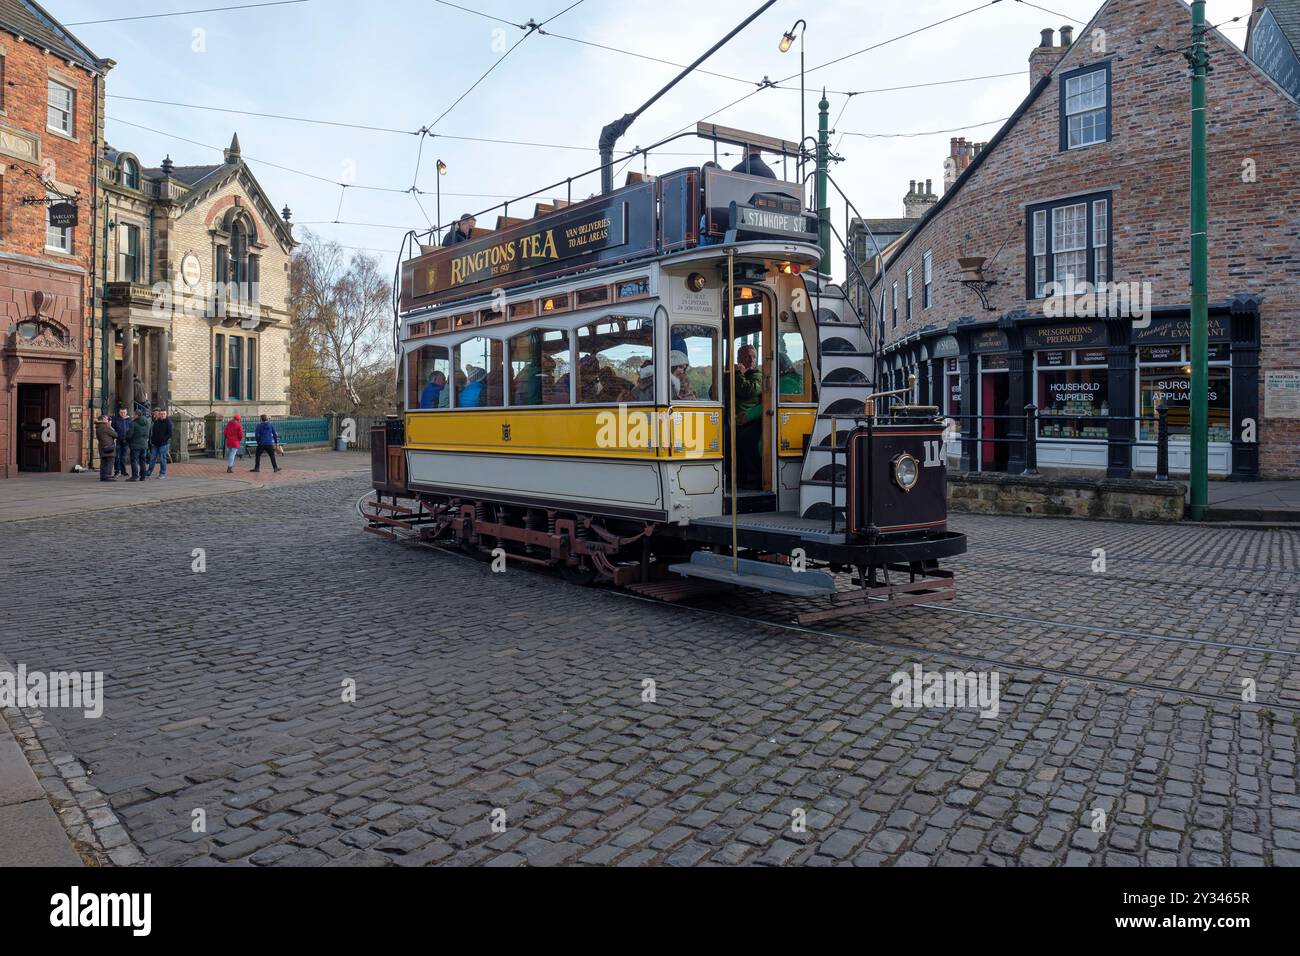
left=109, top=405, right=131, bottom=479
left=251, top=414, right=282, bottom=473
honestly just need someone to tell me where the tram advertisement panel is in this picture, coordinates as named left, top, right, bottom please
left=401, top=183, right=657, bottom=309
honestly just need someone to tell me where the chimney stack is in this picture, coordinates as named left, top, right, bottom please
left=1029, top=26, right=1068, bottom=87
left=904, top=177, right=938, bottom=219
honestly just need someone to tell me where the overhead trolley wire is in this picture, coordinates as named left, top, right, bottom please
left=67, top=0, right=309, bottom=26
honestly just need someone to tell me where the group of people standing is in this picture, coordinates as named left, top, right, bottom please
left=91, top=409, right=285, bottom=481
left=94, top=407, right=173, bottom=481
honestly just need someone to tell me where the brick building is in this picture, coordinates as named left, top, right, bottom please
left=867, top=0, right=1300, bottom=480
left=99, top=133, right=296, bottom=435
left=0, top=0, right=110, bottom=478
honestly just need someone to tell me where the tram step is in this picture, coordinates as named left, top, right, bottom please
left=667, top=552, right=837, bottom=598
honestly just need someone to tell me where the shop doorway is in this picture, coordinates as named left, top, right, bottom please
left=16, top=383, right=57, bottom=473
left=980, top=367, right=1010, bottom=472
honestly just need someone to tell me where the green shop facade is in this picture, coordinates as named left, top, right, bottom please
left=878, top=294, right=1263, bottom=480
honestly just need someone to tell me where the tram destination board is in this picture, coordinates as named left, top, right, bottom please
left=728, top=201, right=816, bottom=241
left=401, top=182, right=657, bottom=310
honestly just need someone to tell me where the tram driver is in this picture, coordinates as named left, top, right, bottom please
left=725, top=343, right=763, bottom=488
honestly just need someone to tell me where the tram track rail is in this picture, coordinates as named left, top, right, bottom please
left=356, top=492, right=1300, bottom=714
left=960, top=539, right=1300, bottom=578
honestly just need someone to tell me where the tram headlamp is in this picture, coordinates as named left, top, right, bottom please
left=687, top=272, right=706, bottom=292
left=892, top=452, right=920, bottom=492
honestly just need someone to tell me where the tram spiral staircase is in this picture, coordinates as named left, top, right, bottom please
left=797, top=273, right=875, bottom=522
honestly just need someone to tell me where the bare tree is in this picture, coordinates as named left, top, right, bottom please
left=290, top=231, right=393, bottom=411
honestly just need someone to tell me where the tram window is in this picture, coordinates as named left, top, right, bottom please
left=509, top=327, right=571, bottom=406
left=409, top=344, right=450, bottom=409
left=454, top=336, right=504, bottom=408
left=669, top=323, right=717, bottom=402
left=778, top=331, right=812, bottom=401
left=575, top=316, right=653, bottom=404
left=616, top=277, right=650, bottom=300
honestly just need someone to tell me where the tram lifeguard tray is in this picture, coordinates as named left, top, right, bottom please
left=668, top=551, right=837, bottom=598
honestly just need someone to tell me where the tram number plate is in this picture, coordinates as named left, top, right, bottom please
left=730, top=203, right=815, bottom=240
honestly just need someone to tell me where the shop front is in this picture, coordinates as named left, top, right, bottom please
left=885, top=296, right=1261, bottom=479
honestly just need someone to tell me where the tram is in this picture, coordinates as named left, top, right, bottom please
left=364, top=125, right=965, bottom=622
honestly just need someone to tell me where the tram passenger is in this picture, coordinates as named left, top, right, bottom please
left=731, top=145, right=775, bottom=179
left=725, top=344, right=763, bottom=488
left=459, top=365, right=486, bottom=407
left=699, top=161, right=722, bottom=246
left=633, top=362, right=655, bottom=402
left=669, top=350, right=696, bottom=401
left=442, top=213, right=476, bottom=246
left=420, top=370, right=446, bottom=409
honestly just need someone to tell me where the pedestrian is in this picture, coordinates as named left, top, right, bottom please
left=126, top=410, right=151, bottom=480
left=251, top=414, right=282, bottom=473
left=223, top=414, right=244, bottom=473
left=95, top=414, right=117, bottom=482
left=110, top=404, right=131, bottom=478
left=143, top=407, right=173, bottom=479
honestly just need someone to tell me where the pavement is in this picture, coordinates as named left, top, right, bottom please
left=0, top=712, right=83, bottom=865
left=0, top=449, right=371, bottom=522
left=0, top=473, right=1296, bottom=867
left=1205, top=480, right=1300, bottom=523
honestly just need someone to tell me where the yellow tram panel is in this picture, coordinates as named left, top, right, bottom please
left=404, top=405, right=722, bottom=460
left=777, top=406, right=817, bottom=458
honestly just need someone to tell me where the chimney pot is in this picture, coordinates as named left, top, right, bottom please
left=1040, top=28, right=1054, bottom=48
left=909, top=180, right=916, bottom=194
left=1060, top=25, right=1074, bottom=46
left=925, top=179, right=932, bottom=194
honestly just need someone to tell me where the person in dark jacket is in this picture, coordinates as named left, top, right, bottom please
left=441, top=213, right=476, bottom=246
left=109, top=405, right=131, bottom=478
left=143, top=408, right=174, bottom=479
left=251, top=414, right=282, bottom=473
left=126, top=412, right=151, bottom=480
left=731, top=145, right=776, bottom=179
left=95, top=415, right=117, bottom=482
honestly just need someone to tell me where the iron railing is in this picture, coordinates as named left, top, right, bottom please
left=942, top=406, right=1172, bottom=481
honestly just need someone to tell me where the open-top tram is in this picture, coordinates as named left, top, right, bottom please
left=365, top=126, right=965, bottom=622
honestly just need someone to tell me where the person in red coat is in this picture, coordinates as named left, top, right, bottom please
left=223, top=415, right=244, bottom=473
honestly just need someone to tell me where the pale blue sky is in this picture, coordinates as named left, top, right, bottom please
left=55, top=0, right=1254, bottom=277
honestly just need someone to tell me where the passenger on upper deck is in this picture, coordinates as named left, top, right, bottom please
left=731, top=145, right=776, bottom=179
left=442, top=213, right=477, bottom=246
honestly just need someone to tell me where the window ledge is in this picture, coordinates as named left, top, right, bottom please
left=46, top=127, right=79, bottom=143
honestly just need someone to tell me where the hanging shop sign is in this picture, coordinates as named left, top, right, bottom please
left=49, top=202, right=78, bottom=228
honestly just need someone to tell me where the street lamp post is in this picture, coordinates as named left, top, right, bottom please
left=436, top=159, right=447, bottom=234
left=780, top=19, right=807, bottom=180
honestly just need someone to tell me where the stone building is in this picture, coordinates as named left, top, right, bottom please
left=844, top=179, right=937, bottom=306
left=99, top=133, right=295, bottom=436
left=0, top=0, right=110, bottom=478
left=870, top=0, right=1300, bottom=481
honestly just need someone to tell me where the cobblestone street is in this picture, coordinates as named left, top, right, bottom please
left=2, top=475, right=1297, bottom=867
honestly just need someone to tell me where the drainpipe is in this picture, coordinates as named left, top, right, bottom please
left=1188, top=1, right=1210, bottom=518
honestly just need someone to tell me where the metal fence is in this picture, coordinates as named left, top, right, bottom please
left=943, top=405, right=1172, bottom=480
left=218, top=415, right=330, bottom=450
